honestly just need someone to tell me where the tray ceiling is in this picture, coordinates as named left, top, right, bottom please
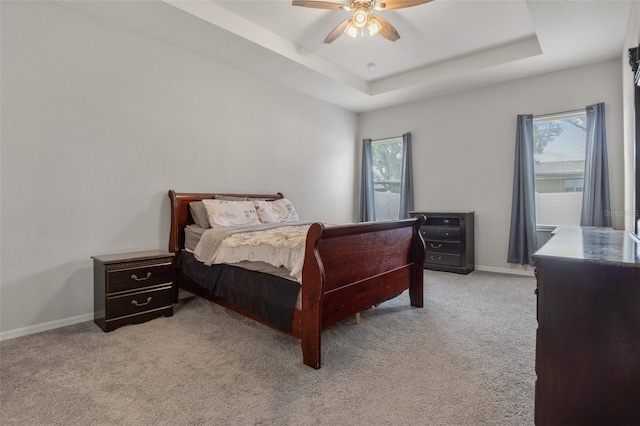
left=59, top=0, right=635, bottom=112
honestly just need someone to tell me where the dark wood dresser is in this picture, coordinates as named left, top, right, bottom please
left=92, top=250, right=174, bottom=332
left=531, top=227, right=640, bottom=425
left=409, top=211, right=474, bottom=274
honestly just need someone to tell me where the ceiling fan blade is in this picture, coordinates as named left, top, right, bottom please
left=372, top=15, right=400, bottom=41
left=324, top=18, right=351, bottom=43
left=292, top=1, right=350, bottom=10
left=374, top=0, right=433, bottom=11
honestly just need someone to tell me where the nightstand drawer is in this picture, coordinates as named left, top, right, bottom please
left=425, top=240, right=460, bottom=254
left=437, top=228, right=460, bottom=241
left=425, top=217, right=460, bottom=227
left=421, top=227, right=460, bottom=241
left=107, top=286, right=172, bottom=320
left=107, top=263, right=173, bottom=293
left=426, top=253, right=461, bottom=267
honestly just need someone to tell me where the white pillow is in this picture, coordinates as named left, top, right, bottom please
left=254, top=199, right=299, bottom=223
left=202, top=199, right=261, bottom=228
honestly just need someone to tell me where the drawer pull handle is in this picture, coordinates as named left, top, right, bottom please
left=430, top=243, right=442, bottom=249
left=131, top=272, right=152, bottom=281
left=430, top=256, right=442, bottom=260
left=131, top=297, right=152, bottom=307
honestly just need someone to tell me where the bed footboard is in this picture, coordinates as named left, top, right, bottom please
left=300, top=217, right=426, bottom=369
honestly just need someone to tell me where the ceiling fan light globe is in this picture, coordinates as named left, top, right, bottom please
left=344, top=22, right=359, bottom=38
left=353, top=8, right=368, bottom=27
left=367, top=16, right=381, bottom=36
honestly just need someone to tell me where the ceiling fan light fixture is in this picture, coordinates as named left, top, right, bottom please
left=367, top=16, right=381, bottom=36
left=344, top=21, right=359, bottom=38
left=292, top=0, right=433, bottom=43
left=353, top=7, right=368, bottom=27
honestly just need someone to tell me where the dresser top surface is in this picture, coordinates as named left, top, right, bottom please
left=532, top=226, right=640, bottom=267
left=91, top=250, right=174, bottom=264
left=410, top=211, right=474, bottom=215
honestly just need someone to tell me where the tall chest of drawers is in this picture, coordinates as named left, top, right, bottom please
left=92, top=250, right=175, bottom=332
left=531, top=227, right=640, bottom=425
left=409, top=211, right=474, bottom=274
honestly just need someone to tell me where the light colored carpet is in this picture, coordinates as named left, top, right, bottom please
left=1, top=270, right=536, bottom=425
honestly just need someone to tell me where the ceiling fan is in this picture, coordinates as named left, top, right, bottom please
left=292, top=0, right=433, bottom=44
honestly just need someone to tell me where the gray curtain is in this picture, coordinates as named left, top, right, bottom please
left=507, top=114, right=538, bottom=266
left=580, top=103, right=611, bottom=227
left=359, top=139, right=375, bottom=222
left=398, top=132, right=414, bottom=219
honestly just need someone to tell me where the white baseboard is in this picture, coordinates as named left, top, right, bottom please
left=0, top=313, right=94, bottom=342
left=474, top=265, right=535, bottom=277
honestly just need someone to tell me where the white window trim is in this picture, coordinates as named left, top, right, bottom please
left=533, top=109, right=585, bottom=123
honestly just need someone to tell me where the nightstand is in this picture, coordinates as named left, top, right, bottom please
left=409, top=212, right=475, bottom=274
left=92, top=250, right=175, bottom=332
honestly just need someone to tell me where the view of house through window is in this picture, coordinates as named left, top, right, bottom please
left=372, top=137, right=404, bottom=220
left=533, top=110, right=587, bottom=227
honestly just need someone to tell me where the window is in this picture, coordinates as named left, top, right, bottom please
left=371, top=137, right=404, bottom=221
left=533, top=111, right=587, bottom=228
left=360, top=133, right=413, bottom=222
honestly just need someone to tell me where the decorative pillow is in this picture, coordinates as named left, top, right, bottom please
left=189, top=201, right=211, bottom=228
left=254, top=199, right=299, bottom=223
left=202, top=199, right=261, bottom=228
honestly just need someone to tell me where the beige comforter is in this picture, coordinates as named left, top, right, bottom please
left=193, top=222, right=311, bottom=282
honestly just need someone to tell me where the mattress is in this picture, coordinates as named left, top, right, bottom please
left=183, top=224, right=302, bottom=312
left=184, top=224, right=207, bottom=252
left=179, top=251, right=300, bottom=332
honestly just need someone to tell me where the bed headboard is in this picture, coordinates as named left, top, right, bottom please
left=167, top=190, right=285, bottom=255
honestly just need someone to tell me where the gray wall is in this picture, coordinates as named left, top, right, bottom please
left=0, top=2, right=358, bottom=337
left=359, top=59, right=625, bottom=274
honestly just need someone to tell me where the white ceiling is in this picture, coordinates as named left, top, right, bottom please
left=60, top=0, right=635, bottom=112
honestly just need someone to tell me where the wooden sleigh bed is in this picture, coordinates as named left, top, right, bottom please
left=168, top=190, right=426, bottom=369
